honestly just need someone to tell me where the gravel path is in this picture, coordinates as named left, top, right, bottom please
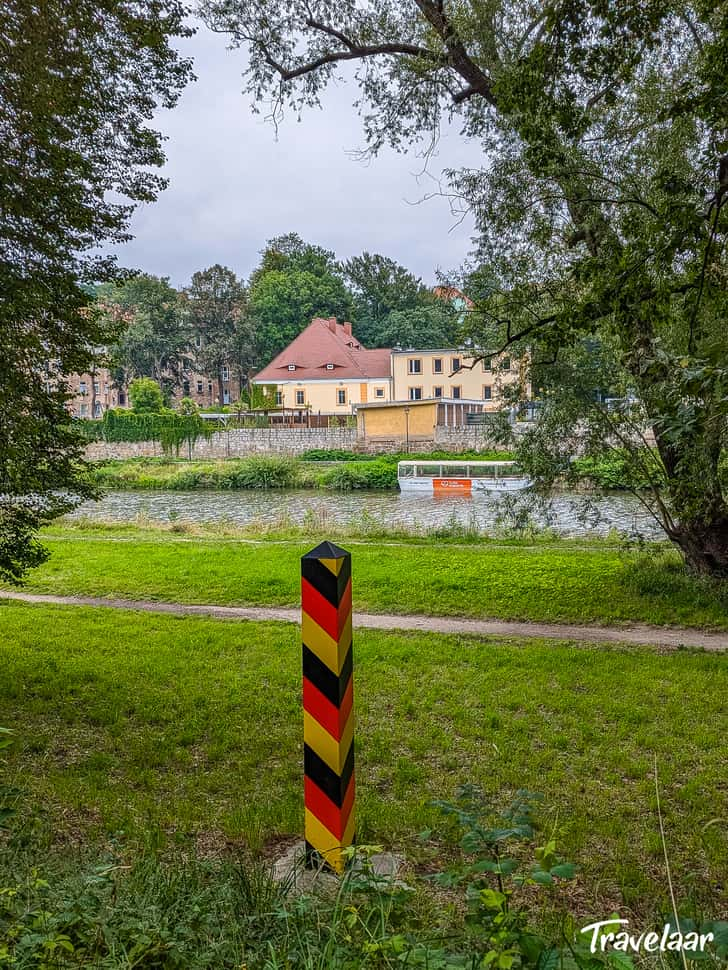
left=2, top=590, right=726, bottom=651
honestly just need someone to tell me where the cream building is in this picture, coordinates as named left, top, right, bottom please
left=252, top=317, right=528, bottom=419
left=390, top=348, right=527, bottom=409
left=252, top=317, right=392, bottom=415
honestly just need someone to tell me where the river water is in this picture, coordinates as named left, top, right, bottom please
left=66, top=488, right=662, bottom=538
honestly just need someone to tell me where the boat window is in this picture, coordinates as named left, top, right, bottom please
left=468, top=465, right=496, bottom=478
left=441, top=465, right=466, bottom=478
left=398, top=464, right=414, bottom=478
left=415, top=465, right=440, bottom=477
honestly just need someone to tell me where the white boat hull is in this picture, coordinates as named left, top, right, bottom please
left=399, top=476, right=531, bottom=494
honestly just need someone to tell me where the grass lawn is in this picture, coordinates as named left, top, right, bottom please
left=13, top=523, right=728, bottom=628
left=1, top=600, right=726, bottom=920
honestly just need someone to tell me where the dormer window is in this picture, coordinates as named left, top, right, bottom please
left=288, top=364, right=296, bottom=371
left=326, top=363, right=334, bottom=370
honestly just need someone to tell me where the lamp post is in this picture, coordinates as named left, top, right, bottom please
left=404, top=406, right=410, bottom=453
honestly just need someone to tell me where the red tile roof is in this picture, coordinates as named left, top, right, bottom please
left=253, top=318, right=392, bottom=383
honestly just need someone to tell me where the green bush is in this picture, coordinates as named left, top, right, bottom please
left=573, top=452, right=652, bottom=490
left=224, top=456, right=301, bottom=489
left=101, top=409, right=211, bottom=454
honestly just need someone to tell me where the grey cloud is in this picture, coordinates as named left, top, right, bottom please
left=113, top=23, right=483, bottom=287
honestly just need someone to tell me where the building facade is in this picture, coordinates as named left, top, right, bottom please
left=390, top=348, right=527, bottom=408
left=65, top=367, right=127, bottom=419
left=252, top=317, right=392, bottom=415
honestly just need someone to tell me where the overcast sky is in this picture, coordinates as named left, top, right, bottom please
left=113, top=21, right=483, bottom=289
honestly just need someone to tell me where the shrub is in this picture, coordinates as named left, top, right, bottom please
left=128, top=377, right=164, bottom=414
left=225, top=456, right=301, bottom=489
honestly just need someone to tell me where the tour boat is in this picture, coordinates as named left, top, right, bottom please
left=397, top=460, right=532, bottom=494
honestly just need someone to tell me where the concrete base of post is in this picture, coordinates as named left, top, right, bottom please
left=272, top=840, right=404, bottom=895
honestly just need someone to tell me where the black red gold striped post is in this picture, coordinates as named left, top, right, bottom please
left=301, top=541, right=354, bottom=874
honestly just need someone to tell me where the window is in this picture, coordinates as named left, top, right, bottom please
left=197, top=381, right=203, bottom=394
left=408, top=387, right=422, bottom=401
left=221, top=365, right=229, bottom=382
left=326, top=363, right=334, bottom=370
left=483, top=385, right=492, bottom=401
left=451, top=357, right=461, bottom=373
left=482, top=358, right=492, bottom=372
left=104, top=383, right=109, bottom=394
left=433, top=386, right=443, bottom=398
left=375, top=387, right=385, bottom=398
left=501, top=357, right=512, bottom=371
left=295, top=389, right=305, bottom=405
left=288, top=363, right=296, bottom=371
left=93, top=381, right=100, bottom=394
left=194, top=334, right=202, bottom=348
left=276, top=391, right=283, bottom=405
left=183, top=380, right=190, bottom=396
left=79, top=381, right=86, bottom=395
left=433, top=358, right=443, bottom=374
left=408, top=358, right=422, bottom=374
left=118, top=393, right=126, bottom=406
left=337, top=388, right=347, bottom=405
left=79, top=403, right=88, bottom=417
left=208, top=382, right=213, bottom=393
left=93, top=402, right=102, bottom=417
left=452, top=385, right=462, bottom=399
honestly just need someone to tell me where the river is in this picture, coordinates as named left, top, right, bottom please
left=65, top=488, right=663, bottom=538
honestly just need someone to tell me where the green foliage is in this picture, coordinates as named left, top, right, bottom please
left=100, top=275, right=191, bottom=395
left=319, top=458, right=399, bottom=490
left=184, top=264, right=258, bottom=396
left=220, top=456, right=301, bottom=489
left=0, top=854, right=280, bottom=968
left=574, top=453, right=652, bottom=491
left=0, top=0, right=191, bottom=582
left=249, top=234, right=354, bottom=360
left=100, top=410, right=211, bottom=456
left=128, top=377, right=164, bottom=414
left=341, top=251, right=442, bottom=347
left=177, top=397, right=200, bottom=416
left=377, top=304, right=461, bottom=350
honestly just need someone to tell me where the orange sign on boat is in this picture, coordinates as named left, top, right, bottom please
left=433, top=478, right=472, bottom=494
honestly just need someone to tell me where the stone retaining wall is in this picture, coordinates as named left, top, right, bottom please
left=85, top=427, right=358, bottom=461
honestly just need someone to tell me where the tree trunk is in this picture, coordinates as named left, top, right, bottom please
left=217, top=370, right=224, bottom=408
left=668, top=515, right=728, bottom=579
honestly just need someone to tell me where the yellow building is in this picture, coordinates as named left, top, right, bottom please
left=390, top=348, right=526, bottom=409
left=252, top=318, right=528, bottom=421
left=356, top=398, right=489, bottom=446
left=252, top=317, right=392, bottom=415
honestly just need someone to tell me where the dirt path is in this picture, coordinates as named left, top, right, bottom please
left=2, top=589, right=727, bottom=651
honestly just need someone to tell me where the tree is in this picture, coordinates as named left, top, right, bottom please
left=0, top=0, right=191, bottom=582
left=184, top=264, right=248, bottom=404
left=201, top=0, right=728, bottom=577
left=341, top=252, right=435, bottom=345
left=249, top=234, right=354, bottom=359
left=129, top=377, right=165, bottom=414
left=377, top=305, right=460, bottom=349
left=102, top=275, right=191, bottom=399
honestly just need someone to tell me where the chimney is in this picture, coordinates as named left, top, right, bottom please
left=343, top=322, right=352, bottom=336
left=329, top=317, right=337, bottom=333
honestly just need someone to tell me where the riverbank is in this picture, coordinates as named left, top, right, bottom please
left=87, top=452, right=512, bottom=491
left=15, top=523, right=728, bottom=628
left=86, top=451, right=647, bottom=492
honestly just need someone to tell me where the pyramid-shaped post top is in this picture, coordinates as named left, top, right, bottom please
left=302, top=540, right=350, bottom=561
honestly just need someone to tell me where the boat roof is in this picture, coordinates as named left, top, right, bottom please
left=397, top=460, right=517, bottom=467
